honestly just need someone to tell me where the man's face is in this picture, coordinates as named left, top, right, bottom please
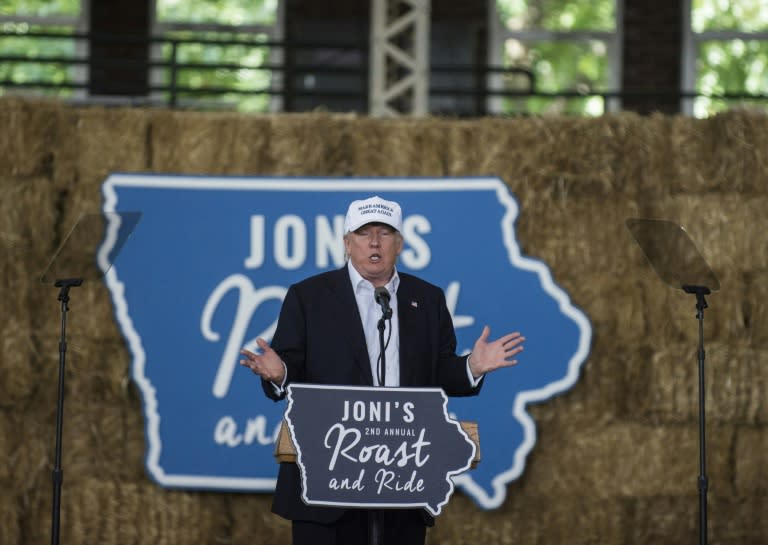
left=344, top=222, right=403, bottom=287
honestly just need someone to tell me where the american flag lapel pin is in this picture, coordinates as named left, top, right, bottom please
left=410, top=300, right=418, bottom=308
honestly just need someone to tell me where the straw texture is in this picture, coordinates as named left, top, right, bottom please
left=1, top=97, right=766, bottom=544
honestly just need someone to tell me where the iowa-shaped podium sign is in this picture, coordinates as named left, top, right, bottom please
left=280, top=384, right=478, bottom=516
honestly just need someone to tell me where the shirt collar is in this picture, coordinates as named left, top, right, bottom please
left=347, top=261, right=400, bottom=295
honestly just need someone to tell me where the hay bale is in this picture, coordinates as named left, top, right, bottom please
left=348, top=117, right=450, bottom=177
left=0, top=176, right=60, bottom=304
left=631, top=266, right=746, bottom=346
left=627, top=495, right=697, bottom=544
left=150, top=111, right=356, bottom=176
left=630, top=341, right=768, bottom=425
left=1, top=405, right=52, bottom=495
left=668, top=110, right=768, bottom=194
left=15, top=202, right=128, bottom=348
left=516, top=194, right=643, bottom=281
left=429, top=493, right=624, bottom=545
left=55, top=186, right=106, bottom=236
left=0, top=492, right=21, bottom=545
left=0, top=409, right=17, bottom=484
left=62, top=337, right=131, bottom=404
left=47, top=104, right=151, bottom=195
left=129, top=483, right=230, bottom=545
left=631, top=494, right=768, bottom=544
left=743, top=268, right=768, bottom=347
left=71, top=106, right=151, bottom=186
left=227, top=494, right=291, bottom=544
left=521, top=421, right=731, bottom=499
left=150, top=110, right=274, bottom=174
left=55, top=392, right=148, bottom=484
left=52, top=281, right=123, bottom=344
left=709, top=493, right=768, bottom=543
left=0, top=97, right=60, bottom=178
left=651, top=194, right=768, bottom=273
left=17, top=284, right=114, bottom=416
left=50, top=104, right=80, bottom=190
left=563, top=272, right=646, bottom=346
left=5, top=101, right=768, bottom=544
left=527, top=340, right=650, bottom=427
left=0, top=318, right=38, bottom=408
left=60, top=401, right=129, bottom=482
left=121, top=385, right=150, bottom=483
left=0, top=176, right=74, bottom=411
left=443, top=118, right=528, bottom=184
left=268, top=113, right=357, bottom=176
left=444, top=114, right=666, bottom=206
left=22, top=478, right=231, bottom=545
left=735, top=426, right=768, bottom=493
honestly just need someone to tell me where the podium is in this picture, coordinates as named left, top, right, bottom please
left=274, top=384, right=480, bottom=520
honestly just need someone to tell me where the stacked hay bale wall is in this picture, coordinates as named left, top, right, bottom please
left=1, top=97, right=766, bottom=544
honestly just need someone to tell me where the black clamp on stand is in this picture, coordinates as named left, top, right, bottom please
left=626, top=218, right=720, bottom=545
left=40, top=211, right=141, bottom=545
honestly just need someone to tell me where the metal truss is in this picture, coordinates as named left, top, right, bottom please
left=369, top=0, right=430, bottom=117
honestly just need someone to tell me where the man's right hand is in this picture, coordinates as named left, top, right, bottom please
left=240, top=338, right=287, bottom=385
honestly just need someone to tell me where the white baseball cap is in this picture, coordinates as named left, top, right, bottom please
left=344, top=196, right=403, bottom=233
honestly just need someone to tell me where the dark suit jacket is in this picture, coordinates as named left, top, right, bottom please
left=262, top=266, right=481, bottom=524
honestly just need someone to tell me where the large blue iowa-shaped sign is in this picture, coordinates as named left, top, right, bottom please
left=101, top=175, right=591, bottom=510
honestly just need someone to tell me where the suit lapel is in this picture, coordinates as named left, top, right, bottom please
left=328, top=266, right=374, bottom=385
left=396, top=276, right=420, bottom=386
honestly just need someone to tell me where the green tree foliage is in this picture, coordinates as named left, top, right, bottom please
left=157, top=0, right=277, bottom=25
left=695, top=39, right=768, bottom=116
left=3, top=0, right=767, bottom=116
left=692, top=0, right=768, bottom=32
left=0, top=25, right=76, bottom=98
left=158, top=31, right=272, bottom=112
left=497, top=0, right=614, bottom=31
left=496, top=0, right=613, bottom=115
left=146, top=0, right=278, bottom=111
left=692, top=0, right=768, bottom=116
left=0, top=0, right=80, bottom=99
left=0, top=0, right=79, bottom=17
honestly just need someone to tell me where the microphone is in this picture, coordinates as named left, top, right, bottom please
left=374, top=286, right=393, bottom=319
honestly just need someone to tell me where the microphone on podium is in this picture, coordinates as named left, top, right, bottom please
left=374, top=286, right=393, bottom=319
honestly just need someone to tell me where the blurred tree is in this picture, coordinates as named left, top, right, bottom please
left=495, top=0, right=615, bottom=116
left=157, top=0, right=277, bottom=25
left=3, top=0, right=767, bottom=116
left=691, top=0, right=768, bottom=116
left=0, top=0, right=81, bottom=98
left=0, top=0, right=79, bottom=17
left=153, top=31, right=273, bottom=112
left=153, top=0, right=278, bottom=111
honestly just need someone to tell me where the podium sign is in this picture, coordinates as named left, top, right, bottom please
left=284, top=384, right=476, bottom=516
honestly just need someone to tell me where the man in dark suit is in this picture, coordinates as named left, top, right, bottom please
left=241, top=196, right=525, bottom=545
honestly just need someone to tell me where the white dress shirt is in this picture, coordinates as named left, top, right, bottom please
left=347, top=260, right=400, bottom=386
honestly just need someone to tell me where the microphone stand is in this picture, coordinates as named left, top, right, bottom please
left=377, top=316, right=388, bottom=387
left=51, top=277, right=83, bottom=545
left=369, top=298, right=392, bottom=545
left=683, top=284, right=710, bottom=545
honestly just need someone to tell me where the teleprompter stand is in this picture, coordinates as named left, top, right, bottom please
left=626, top=218, right=720, bottom=545
left=40, top=211, right=141, bottom=545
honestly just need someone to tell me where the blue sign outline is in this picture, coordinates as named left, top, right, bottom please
left=100, top=174, right=593, bottom=510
